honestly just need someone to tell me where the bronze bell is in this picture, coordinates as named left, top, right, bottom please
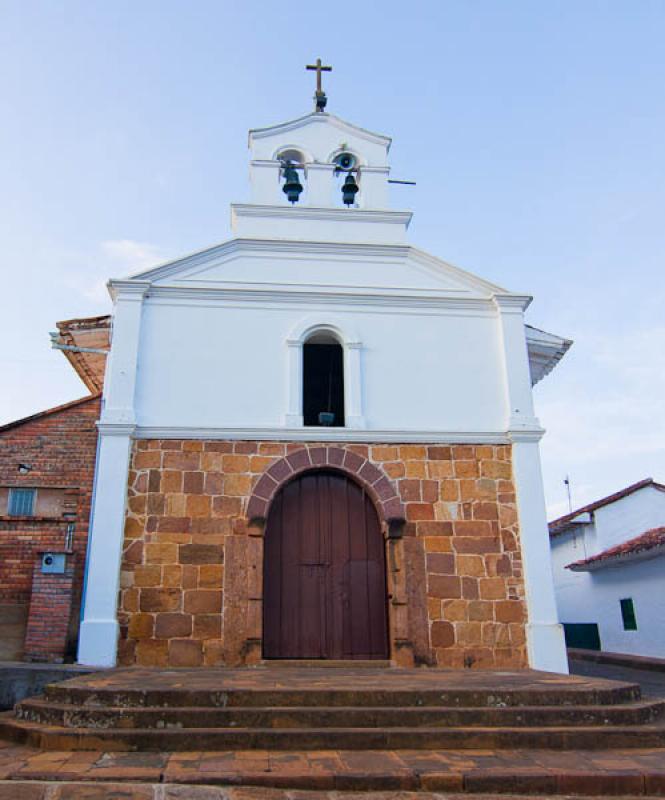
left=342, top=172, right=359, bottom=206
left=282, top=164, right=303, bottom=204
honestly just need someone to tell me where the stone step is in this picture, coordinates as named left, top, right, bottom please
left=14, top=697, right=665, bottom=729
left=3, top=717, right=665, bottom=751
left=263, top=659, right=393, bottom=668
left=42, top=682, right=641, bottom=709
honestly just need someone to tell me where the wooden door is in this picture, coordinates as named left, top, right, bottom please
left=263, top=470, right=389, bottom=659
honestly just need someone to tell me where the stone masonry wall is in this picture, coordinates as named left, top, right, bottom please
left=119, top=440, right=527, bottom=669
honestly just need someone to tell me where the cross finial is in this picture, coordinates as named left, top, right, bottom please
left=306, top=58, right=332, bottom=112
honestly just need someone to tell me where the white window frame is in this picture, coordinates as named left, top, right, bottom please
left=285, top=315, right=365, bottom=429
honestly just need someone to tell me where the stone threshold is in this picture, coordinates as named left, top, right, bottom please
left=2, top=746, right=665, bottom=795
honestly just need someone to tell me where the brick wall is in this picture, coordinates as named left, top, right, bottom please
left=119, top=440, right=527, bottom=669
left=0, top=395, right=100, bottom=659
left=23, top=553, right=76, bottom=662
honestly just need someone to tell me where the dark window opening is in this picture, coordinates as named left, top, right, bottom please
left=303, top=341, right=345, bottom=427
left=9, top=488, right=36, bottom=516
left=620, top=597, right=637, bottom=630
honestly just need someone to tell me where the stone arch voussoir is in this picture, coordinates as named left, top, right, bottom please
left=246, top=446, right=406, bottom=526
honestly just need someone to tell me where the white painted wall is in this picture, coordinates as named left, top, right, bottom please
left=133, top=298, right=507, bottom=434
left=551, top=485, right=665, bottom=657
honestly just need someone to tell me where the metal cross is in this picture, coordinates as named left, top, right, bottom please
left=306, top=58, right=332, bottom=96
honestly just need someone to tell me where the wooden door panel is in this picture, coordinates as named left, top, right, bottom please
left=263, top=470, right=388, bottom=660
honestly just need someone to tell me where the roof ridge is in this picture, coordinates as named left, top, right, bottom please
left=549, top=478, right=665, bottom=534
left=0, top=393, right=101, bottom=433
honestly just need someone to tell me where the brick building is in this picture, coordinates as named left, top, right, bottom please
left=0, top=316, right=108, bottom=661
left=76, top=97, right=573, bottom=674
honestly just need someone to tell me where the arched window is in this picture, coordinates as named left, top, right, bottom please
left=303, top=332, right=345, bottom=427
left=285, top=317, right=364, bottom=430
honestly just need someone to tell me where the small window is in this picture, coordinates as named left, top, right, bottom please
left=303, top=335, right=345, bottom=427
left=620, top=598, right=637, bottom=631
left=9, top=488, right=36, bottom=516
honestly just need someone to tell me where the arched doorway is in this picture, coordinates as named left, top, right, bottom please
left=263, top=469, right=389, bottom=660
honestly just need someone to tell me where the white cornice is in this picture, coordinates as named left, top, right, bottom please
left=249, top=112, right=392, bottom=149
left=107, top=280, right=151, bottom=302
left=231, top=204, right=412, bottom=227
left=131, top=425, right=510, bottom=444
left=144, top=285, right=497, bottom=313
left=493, top=293, right=533, bottom=312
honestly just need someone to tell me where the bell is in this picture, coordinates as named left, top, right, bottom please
left=342, top=172, right=359, bottom=206
left=282, top=164, right=303, bottom=204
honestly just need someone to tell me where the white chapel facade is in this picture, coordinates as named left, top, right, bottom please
left=77, top=74, right=571, bottom=673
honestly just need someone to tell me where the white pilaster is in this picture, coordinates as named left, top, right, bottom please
left=345, top=341, right=365, bottom=428
left=494, top=293, right=568, bottom=674
left=77, top=428, right=134, bottom=666
left=285, top=338, right=304, bottom=427
left=78, top=281, right=149, bottom=667
left=511, top=436, right=569, bottom=673
left=102, top=282, right=151, bottom=426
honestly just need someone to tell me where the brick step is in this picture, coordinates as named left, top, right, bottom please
left=42, top=682, right=641, bottom=709
left=14, top=697, right=665, bottom=729
left=3, top=717, right=665, bottom=751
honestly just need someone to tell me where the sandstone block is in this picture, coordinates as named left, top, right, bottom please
left=193, top=613, right=222, bottom=639
left=427, top=446, right=452, bottom=460
left=382, top=461, right=406, bottom=478
left=404, top=460, right=427, bottom=478
left=428, top=575, right=461, bottom=599
left=186, top=494, right=211, bottom=518
left=179, top=543, right=224, bottom=564
left=457, top=554, right=485, bottom=577
left=372, top=445, right=398, bottom=461
left=426, top=552, right=455, bottom=575
left=128, top=613, right=153, bottom=640
left=481, top=460, right=512, bottom=480
left=184, top=590, right=222, bottom=614
left=155, top=613, right=192, bottom=638
left=162, top=565, right=183, bottom=588
left=169, top=638, right=203, bottom=667
left=495, top=600, right=525, bottom=623
left=224, top=474, right=252, bottom=496
left=134, top=565, right=162, bottom=588
left=431, top=620, right=455, bottom=647
left=199, top=564, right=224, bottom=588
left=163, top=452, right=201, bottom=471
left=223, top=454, right=251, bottom=473
left=454, top=460, right=479, bottom=478
left=135, top=639, right=169, bottom=666
left=183, top=471, right=204, bottom=494
left=442, top=598, right=467, bottom=621
left=140, top=588, right=181, bottom=612
left=479, top=577, right=507, bottom=600
left=145, top=542, right=178, bottom=564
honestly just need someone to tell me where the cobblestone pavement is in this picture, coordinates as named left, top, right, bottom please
left=0, top=739, right=664, bottom=796
left=569, top=658, right=665, bottom=699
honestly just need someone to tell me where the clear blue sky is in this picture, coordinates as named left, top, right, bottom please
left=2, top=1, right=663, bottom=518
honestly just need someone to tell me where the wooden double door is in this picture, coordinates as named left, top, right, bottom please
left=263, top=470, right=389, bottom=660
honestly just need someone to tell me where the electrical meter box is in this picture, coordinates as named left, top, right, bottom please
left=41, top=552, right=66, bottom=574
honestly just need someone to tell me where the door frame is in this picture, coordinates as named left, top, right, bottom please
left=242, top=447, right=416, bottom=667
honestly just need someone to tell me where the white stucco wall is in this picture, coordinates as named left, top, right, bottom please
left=551, top=485, right=665, bottom=657
left=133, top=298, right=507, bottom=433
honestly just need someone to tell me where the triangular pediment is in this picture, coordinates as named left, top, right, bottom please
left=120, top=238, right=507, bottom=299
